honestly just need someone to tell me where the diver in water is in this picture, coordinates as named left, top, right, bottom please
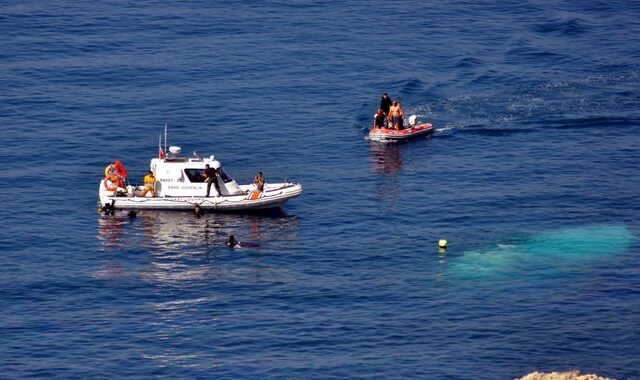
left=99, top=200, right=116, bottom=215
left=226, top=235, right=240, bottom=248
left=226, top=235, right=260, bottom=248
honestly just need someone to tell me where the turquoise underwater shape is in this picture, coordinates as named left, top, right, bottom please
left=448, top=225, right=635, bottom=279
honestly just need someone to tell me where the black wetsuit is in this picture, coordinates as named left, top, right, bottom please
left=380, top=95, right=393, bottom=116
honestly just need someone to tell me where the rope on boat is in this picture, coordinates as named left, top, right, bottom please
left=105, top=189, right=298, bottom=208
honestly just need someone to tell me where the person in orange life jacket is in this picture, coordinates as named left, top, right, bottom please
left=104, top=162, right=125, bottom=188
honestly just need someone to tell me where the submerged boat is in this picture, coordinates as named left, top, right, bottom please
left=369, top=114, right=434, bottom=142
left=98, top=145, right=302, bottom=211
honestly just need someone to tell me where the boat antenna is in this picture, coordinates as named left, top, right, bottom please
left=158, top=134, right=162, bottom=158
left=164, top=123, right=168, bottom=156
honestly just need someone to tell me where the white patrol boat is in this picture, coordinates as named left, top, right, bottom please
left=98, top=145, right=302, bottom=211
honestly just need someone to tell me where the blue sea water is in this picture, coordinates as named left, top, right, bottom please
left=1, top=0, right=640, bottom=378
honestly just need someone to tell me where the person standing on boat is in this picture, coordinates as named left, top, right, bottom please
left=141, top=170, right=156, bottom=197
left=373, top=108, right=386, bottom=129
left=389, top=100, right=406, bottom=130
left=253, top=171, right=265, bottom=192
left=204, top=163, right=221, bottom=197
left=380, top=93, right=393, bottom=117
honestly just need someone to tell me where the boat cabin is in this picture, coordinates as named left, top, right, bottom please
left=149, top=146, right=244, bottom=197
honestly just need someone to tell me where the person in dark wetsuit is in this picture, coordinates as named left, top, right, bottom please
left=204, top=163, right=221, bottom=197
left=226, top=234, right=259, bottom=248
left=380, top=93, right=393, bottom=117
left=226, top=235, right=240, bottom=248
left=373, top=108, right=386, bottom=129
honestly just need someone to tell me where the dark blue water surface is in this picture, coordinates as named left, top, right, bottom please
left=2, top=1, right=640, bottom=379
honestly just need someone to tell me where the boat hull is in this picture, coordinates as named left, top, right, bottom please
left=99, top=182, right=302, bottom=211
left=369, top=122, right=434, bottom=142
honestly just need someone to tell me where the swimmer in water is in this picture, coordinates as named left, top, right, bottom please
left=100, top=200, right=116, bottom=215
left=194, top=205, right=204, bottom=217
left=226, top=235, right=241, bottom=248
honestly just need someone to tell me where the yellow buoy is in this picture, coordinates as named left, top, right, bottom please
left=438, top=239, right=448, bottom=249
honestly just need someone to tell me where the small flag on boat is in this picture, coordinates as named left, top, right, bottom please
left=158, top=132, right=166, bottom=159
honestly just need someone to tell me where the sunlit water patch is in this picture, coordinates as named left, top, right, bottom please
left=449, top=225, right=635, bottom=280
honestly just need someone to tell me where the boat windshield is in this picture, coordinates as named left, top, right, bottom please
left=184, top=168, right=234, bottom=183
left=218, top=168, right=233, bottom=183
left=184, top=169, right=205, bottom=182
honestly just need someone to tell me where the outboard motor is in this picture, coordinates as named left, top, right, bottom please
left=408, top=115, right=418, bottom=127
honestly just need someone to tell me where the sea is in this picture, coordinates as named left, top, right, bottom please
left=1, top=1, right=639, bottom=379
